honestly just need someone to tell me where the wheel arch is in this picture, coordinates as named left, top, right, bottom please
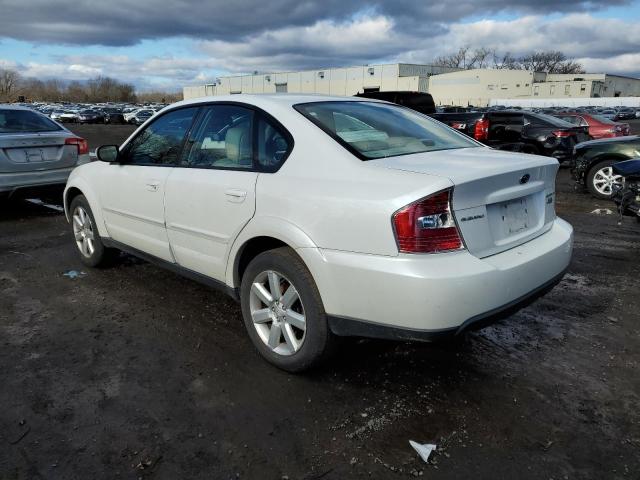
left=63, top=178, right=109, bottom=237
left=583, top=154, right=629, bottom=184
left=226, top=217, right=319, bottom=289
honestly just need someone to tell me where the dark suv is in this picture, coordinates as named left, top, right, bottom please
left=354, top=91, right=436, bottom=115
left=429, top=110, right=591, bottom=162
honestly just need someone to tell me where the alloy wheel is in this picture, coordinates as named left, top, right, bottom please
left=249, top=270, right=306, bottom=356
left=592, top=166, right=624, bottom=196
left=72, top=206, right=95, bottom=257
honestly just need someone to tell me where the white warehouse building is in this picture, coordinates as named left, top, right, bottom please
left=428, top=69, right=640, bottom=107
left=183, top=63, right=640, bottom=107
left=183, top=63, right=460, bottom=99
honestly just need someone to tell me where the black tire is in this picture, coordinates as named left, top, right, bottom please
left=69, top=194, right=118, bottom=268
left=586, top=159, right=623, bottom=200
left=240, top=247, right=336, bottom=372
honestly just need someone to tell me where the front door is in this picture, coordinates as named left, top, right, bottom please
left=98, top=107, right=199, bottom=261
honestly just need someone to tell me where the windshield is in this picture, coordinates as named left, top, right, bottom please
left=294, top=101, right=479, bottom=160
left=0, top=109, right=63, bottom=133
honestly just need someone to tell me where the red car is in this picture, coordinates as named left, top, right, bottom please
left=554, top=112, right=630, bottom=139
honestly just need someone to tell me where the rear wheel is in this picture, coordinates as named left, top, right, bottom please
left=240, top=247, right=335, bottom=372
left=586, top=159, right=624, bottom=199
left=69, top=195, right=117, bottom=267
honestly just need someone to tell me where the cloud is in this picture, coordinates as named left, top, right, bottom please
left=198, top=15, right=405, bottom=72
left=1, top=4, right=638, bottom=89
left=0, top=0, right=629, bottom=46
left=195, top=13, right=640, bottom=77
left=2, top=55, right=216, bottom=91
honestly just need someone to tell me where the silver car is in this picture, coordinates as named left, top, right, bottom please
left=0, top=105, right=91, bottom=198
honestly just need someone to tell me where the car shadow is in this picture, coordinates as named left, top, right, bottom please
left=0, top=192, right=65, bottom=222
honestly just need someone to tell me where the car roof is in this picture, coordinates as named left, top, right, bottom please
left=168, top=93, right=384, bottom=112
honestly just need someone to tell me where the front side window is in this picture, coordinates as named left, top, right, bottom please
left=0, top=109, right=62, bottom=133
left=182, top=105, right=253, bottom=169
left=295, top=101, right=478, bottom=160
left=123, top=107, right=198, bottom=165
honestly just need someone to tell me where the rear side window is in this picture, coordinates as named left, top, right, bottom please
left=0, top=109, right=62, bottom=133
left=295, top=101, right=477, bottom=160
left=257, top=116, right=291, bottom=171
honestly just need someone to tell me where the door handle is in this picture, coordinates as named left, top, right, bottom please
left=224, top=189, right=247, bottom=203
left=145, top=181, right=160, bottom=192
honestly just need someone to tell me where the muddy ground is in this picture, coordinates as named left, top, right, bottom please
left=1, top=123, right=639, bottom=479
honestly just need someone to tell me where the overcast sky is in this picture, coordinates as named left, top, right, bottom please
left=0, top=0, right=639, bottom=91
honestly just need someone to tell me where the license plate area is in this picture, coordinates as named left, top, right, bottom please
left=501, top=198, right=529, bottom=234
left=6, top=146, right=62, bottom=164
left=486, top=192, right=544, bottom=246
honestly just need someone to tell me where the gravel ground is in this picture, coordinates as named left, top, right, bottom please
left=0, top=122, right=639, bottom=479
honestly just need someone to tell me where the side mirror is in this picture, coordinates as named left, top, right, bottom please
left=96, top=145, right=119, bottom=163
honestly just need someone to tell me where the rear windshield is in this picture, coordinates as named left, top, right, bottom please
left=0, top=109, right=63, bottom=133
left=590, top=114, right=616, bottom=125
left=295, top=101, right=478, bottom=159
left=525, top=112, right=575, bottom=128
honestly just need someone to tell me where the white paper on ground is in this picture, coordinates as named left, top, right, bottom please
left=409, top=440, right=436, bottom=463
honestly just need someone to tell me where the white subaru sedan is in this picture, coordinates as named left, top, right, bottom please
left=64, top=95, right=573, bottom=371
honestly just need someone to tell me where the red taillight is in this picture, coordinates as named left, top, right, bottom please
left=474, top=118, right=489, bottom=141
left=65, top=137, right=89, bottom=155
left=552, top=130, right=572, bottom=138
left=393, top=189, right=464, bottom=254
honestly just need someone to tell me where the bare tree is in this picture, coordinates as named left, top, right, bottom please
left=137, top=91, right=183, bottom=103
left=469, top=47, right=493, bottom=69
left=434, top=48, right=585, bottom=74
left=0, top=68, right=21, bottom=101
left=492, top=51, right=518, bottom=70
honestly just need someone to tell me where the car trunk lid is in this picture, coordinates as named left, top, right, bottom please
left=0, top=132, right=78, bottom=173
left=372, top=147, right=559, bottom=258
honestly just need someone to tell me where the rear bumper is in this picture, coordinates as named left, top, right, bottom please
left=328, top=268, right=567, bottom=341
left=297, top=217, right=573, bottom=338
left=0, top=157, right=89, bottom=194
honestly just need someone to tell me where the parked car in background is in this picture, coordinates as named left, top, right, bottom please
left=553, top=112, right=630, bottom=139
left=0, top=105, right=90, bottom=199
left=129, top=109, right=154, bottom=125
left=354, top=91, right=436, bottom=114
left=57, top=111, right=81, bottom=123
left=615, top=108, right=636, bottom=121
left=572, top=136, right=640, bottom=199
left=430, top=110, right=591, bottom=162
left=77, top=110, right=105, bottom=124
left=102, top=108, right=126, bottom=124
left=599, top=109, right=618, bottom=121
left=64, top=94, right=573, bottom=371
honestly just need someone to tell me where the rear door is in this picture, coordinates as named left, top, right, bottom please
left=165, top=104, right=292, bottom=281
left=164, top=104, right=259, bottom=281
left=0, top=109, right=77, bottom=173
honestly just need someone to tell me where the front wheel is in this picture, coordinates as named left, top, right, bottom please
left=586, top=159, right=624, bottom=199
left=69, top=195, right=117, bottom=267
left=240, top=247, right=335, bottom=372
